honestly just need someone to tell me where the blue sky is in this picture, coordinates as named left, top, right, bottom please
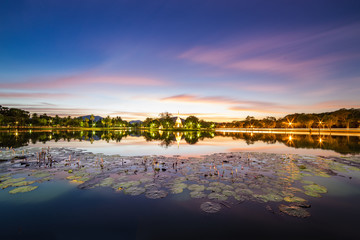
left=1, top=0, right=359, bottom=121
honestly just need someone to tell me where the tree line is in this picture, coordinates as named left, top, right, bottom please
left=216, top=108, right=360, bottom=129
left=0, top=105, right=359, bottom=129
left=0, top=106, right=128, bottom=128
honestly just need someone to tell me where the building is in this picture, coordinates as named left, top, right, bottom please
left=175, top=112, right=183, bottom=128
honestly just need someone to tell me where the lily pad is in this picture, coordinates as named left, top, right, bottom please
left=208, top=192, right=228, bottom=201
left=114, top=181, right=140, bottom=189
left=200, top=202, right=221, bottom=213
left=0, top=177, right=26, bottom=189
left=12, top=181, right=35, bottom=187
left=99, top=177, right=114, bottom=187
left=190, top=191, right=206, bottom=199
left=222, top=190, right=235, bottom=197
left=315, top=171, right=331, bottom=177
left=9, top=185, right=38, bottom=194
left=303, top=184, right=327, bottom=193
left=188, top=184, right=205, bottom=192
left=222, top=185, right=234, bottom=191
left=304, top=191, right=322, bottom=198
left=145, top=190, right=168, bottom=199
left=124, top=187, right=146, bottom=196
left=279, top=204, right=310, bottom=218
left=31, top=172, right=51, bottom=178
left=256, top=193, right=283, bottom=202
left=170, top=187, right=184, bottom=194
left=284, top=196, right=307, bottom=203
left=235, top=188, right=253, bottom=195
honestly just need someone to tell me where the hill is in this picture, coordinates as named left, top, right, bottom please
left=81, top=115, right=103, bottom=122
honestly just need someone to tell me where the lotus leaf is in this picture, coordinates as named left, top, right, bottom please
left=188, top=184, right=205, bottom=192
left=190, top=191, right=206, bottom=199
left=9, top=185, right=38, bottom=194
left=232, top=183, right=247, bottom=189
left=200, top=202, right=221, bottom=213
left=234, top=195, right=246, bottom=202
left=0, top=177, right=26, bottom=189
left=170, top=186, right=184, bottom=194
left=315, top=171, right=330, bottom=177
left=279, top=204, right=310, bottom=218
left=304, top=191, right=321, bottom=198
left=99, top=177, right=114, bottom=187
left=144, top=183, right=161, bottom=190
left=303, top=184, right=327, bottom=193
left=222, top=185, right=234, bottom=191
left=257, top=193, right=282, bottom=202
left=145, top=190, right=168, bottom=199
left=124, top=187, right=146, bottom=196
left=283, top=196, right=307, bottom=203
left=209, top=182, right=225, bottom=188
left=222, top=190, right=235, bottom=197
left=235, top=188, right=253, bottom=195
left=208, top=192, right=228, bottom=201
left=12, top=181, right=35, bottom=187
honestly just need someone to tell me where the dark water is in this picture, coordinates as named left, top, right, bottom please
left=0, top=130, right=360, bottom=240
left=0, top=178, right=359, bottom=240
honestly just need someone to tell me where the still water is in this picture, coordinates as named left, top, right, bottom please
left=1, top=129, right=360, bottom=156
left=0, top=130, right=359, bottom=240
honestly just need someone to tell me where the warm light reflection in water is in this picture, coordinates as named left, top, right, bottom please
left=1, top=130, right=359, bottom=157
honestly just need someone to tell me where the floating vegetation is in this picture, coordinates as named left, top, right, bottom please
left=0, top=177, right=26, bottom=189
left=145, top=190, right=168, bottom=199
left=30, top=172, right=51, bottom=178
left=303, top=184, right=327, bottom=194
left=304, top=191, right=322, bottom=198
left=1, top=147, right=359, bottom=218
left=124, top=187, right=146, bottom=196
left=11, top=180, right=35, bottom=187
left=283, top=196, right=307, bottom=203
left=188, top=184, right=205, bottom=192
left=9, top=185, right=38, bottom=194
left=200, top=202, right=221, bottom=213
left=190, top=191, right=206, bottom=199
left=279, top=204, right=310, bottom=218
left=208, top=192, right=228, bottom=201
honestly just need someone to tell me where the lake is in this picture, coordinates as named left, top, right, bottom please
left=0, top=129, right=359, bottom=239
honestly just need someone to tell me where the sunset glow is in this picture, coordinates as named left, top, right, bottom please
left=1, top=1, right=359, bottom=121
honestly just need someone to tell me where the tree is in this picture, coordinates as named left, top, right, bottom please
left=185, top=116, right=199, bottom=129
left=90, top=114, right=95, bottom=127
left=323, top=115, right=338, bottom=130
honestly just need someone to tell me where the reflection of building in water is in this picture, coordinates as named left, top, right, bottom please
left=175, top=132, right=183, bottom=148
left=175, top=112, right=183, bottom=128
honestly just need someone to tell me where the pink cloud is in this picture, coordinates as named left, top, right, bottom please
left=178, top=23, right=360, bottom=80
left=161, top=94, right=282, bottom=110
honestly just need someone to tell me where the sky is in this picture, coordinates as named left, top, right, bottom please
left=1, top=0, right=360, bottom=121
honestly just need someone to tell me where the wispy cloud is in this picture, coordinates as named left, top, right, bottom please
left=162, top=93, right=359, bottom=117
left=0, top=92, right=73, bottom=98
left=179, top=23, right=360, bottom=80
left=161, top=94, right=282, bottom=109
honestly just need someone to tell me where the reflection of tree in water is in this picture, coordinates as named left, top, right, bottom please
left=184, top=131, right=198, bottom=145
left=0, top=130, right=359, bottom=154
left=216, top=132, right=360, bottom=154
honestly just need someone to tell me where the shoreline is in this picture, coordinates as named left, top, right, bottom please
left=1, top=126, right=360, bottom=134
